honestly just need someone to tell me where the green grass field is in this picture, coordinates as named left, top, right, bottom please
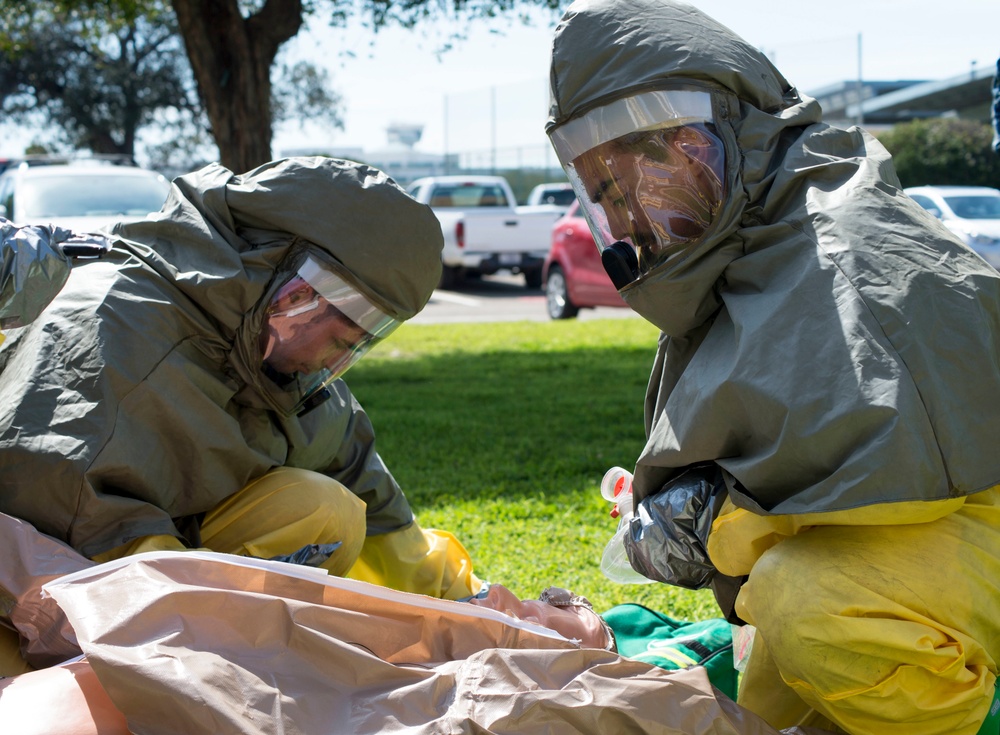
left=348, top=317, right=718, bottom=620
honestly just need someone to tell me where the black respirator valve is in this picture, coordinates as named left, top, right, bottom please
left=602, top=241, right=640, bottom=290
left=298, top=386, right=333, bottom=417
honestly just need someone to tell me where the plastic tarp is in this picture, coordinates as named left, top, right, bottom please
left=32, top=551, right=828, bottom=735
left=0, top=515, right=831, bottom=734
left=0, top=514, right=87, bottom=668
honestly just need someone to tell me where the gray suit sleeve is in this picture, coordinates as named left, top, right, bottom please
left=0, top=219, right=109, bottom=329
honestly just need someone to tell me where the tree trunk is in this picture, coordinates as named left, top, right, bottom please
left=171, top=0, right=303, bottom=172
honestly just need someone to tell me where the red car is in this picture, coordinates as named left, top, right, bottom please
left=543, top=199, right=628, bottom=319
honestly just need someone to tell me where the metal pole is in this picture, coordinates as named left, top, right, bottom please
left=443, top=94, right=449, bottom=175
left=544, top=77, right=554, bottom=179
left=491, top=86, right=497, bottom=175
left=856, top=33, right=864, bottom=127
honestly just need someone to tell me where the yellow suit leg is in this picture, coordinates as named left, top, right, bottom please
left=200, top=467, right=367, bottom=577
left=736, top=487, right=1000, bottom=735
left=736, top=629, right=845, bottom=732
left=91, top=468, right=481, bottom=599
left=91, top=468, right=367, bottom=577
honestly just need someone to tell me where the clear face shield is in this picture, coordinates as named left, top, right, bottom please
left=549, top=89, right=727, bottom=289
left=259, top=254, right=400, bottom=415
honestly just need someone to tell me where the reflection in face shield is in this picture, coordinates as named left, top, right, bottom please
left=571, top=122, right=726, bottom=275
left=260, top=277, right=372, bottom=377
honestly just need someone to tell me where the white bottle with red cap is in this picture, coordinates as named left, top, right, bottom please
left=599, top=467, right=653, bottom=584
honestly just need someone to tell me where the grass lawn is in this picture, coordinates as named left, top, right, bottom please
left=347, top=317, right=719, bottom=621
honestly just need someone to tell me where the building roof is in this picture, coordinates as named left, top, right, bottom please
left=810, top=65, right=995, bottom=128
left=848, top=65, right=995, bottom=124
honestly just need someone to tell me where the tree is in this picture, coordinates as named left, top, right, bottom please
left=0, top=1, right=198, bottom=158
left=169, top=0, right=561, bottom=172
left=877, top=118, right=1000, bottom=188
left=141, top=57, right=344, bottom=175
left=4, top=0, right=559, bottom=172
left=169, top=0, right=300, bottom=172
left=2, top=0, right=345, bottom=170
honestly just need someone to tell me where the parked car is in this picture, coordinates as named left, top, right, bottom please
left=526, top=182, right=577, bottom=209
left=904, top=185, right=1000, bottom=269
left=543, top=199, right=628, bottom=319
left=407, top=175, right=562, bottom=289
left=0, top=161, right=170, bottom=233
left=0, top=153, right=135, bottom=177
left=0, top=158, right=21, bottom=177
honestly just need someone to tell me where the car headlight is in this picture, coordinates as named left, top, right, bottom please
left=949, top=224, right=1000, bottom=248
left=967, top=232, right=1000, bottom=248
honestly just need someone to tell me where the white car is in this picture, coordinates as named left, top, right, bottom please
left=525, top=182, right=576, bottom=209
left=0, top=162, right=171, bottom=233
left=904, top=185, right=1000, bottom=269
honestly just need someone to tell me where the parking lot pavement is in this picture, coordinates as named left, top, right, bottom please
left=411, top=274, right=639, bottom=324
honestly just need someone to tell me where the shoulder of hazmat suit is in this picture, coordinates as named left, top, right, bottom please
left=0, top=157, right=442, bottom=561
left=547, top=0, right=1000, bottom=517
left=0, top=218, right=80, bottom=334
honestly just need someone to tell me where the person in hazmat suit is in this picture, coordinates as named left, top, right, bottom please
left=0, top=157, right=483, bottom=674
left=545, top=1, right=1000, bottom=733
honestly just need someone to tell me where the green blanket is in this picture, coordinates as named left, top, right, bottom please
left=603, top=603, right=738, bottom=700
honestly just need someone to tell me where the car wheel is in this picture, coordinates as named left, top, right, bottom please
left=545, top=266, right=579, bottom=319
left=523, top=268, right=543, bottom=289
left=439, top=265, right=465, bottom=290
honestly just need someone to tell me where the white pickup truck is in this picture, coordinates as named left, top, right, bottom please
left=407, top=175, right=564, bottom=289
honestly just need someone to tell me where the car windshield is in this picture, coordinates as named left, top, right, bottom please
left=540, top=189, right=577, bottom=207
left=428, top=184, right=508, bottom=208
left=20, top=173, right=169, bottom=218
left=943, top=195, right=1000, bottom=220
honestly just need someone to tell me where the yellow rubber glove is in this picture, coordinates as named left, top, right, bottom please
left=346, top=522, right=484, bottom=600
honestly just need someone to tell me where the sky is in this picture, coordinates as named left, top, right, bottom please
left=270, top=0, right=999, bottom=159
left=2, top=0, right=998, bottom=162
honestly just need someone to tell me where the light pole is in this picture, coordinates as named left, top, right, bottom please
left=856, top=32, right=864, bottom=127
left=443, top=94, right=450, bottom=175
left=491, top=85, right=497, bottom=175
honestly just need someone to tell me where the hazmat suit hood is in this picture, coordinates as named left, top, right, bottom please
left=547, top=0, right=1000, bottom=514
left=547, top=0, right=819, bottom=337
left=114, top=156, right=443, bottom=414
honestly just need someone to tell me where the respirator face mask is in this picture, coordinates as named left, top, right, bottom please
left=549, top=88, right=727, bottom=289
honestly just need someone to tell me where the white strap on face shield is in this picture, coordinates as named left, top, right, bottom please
left=297, top=255, right=398, bottom=339
left=550, top=89, right=714, bottom=165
